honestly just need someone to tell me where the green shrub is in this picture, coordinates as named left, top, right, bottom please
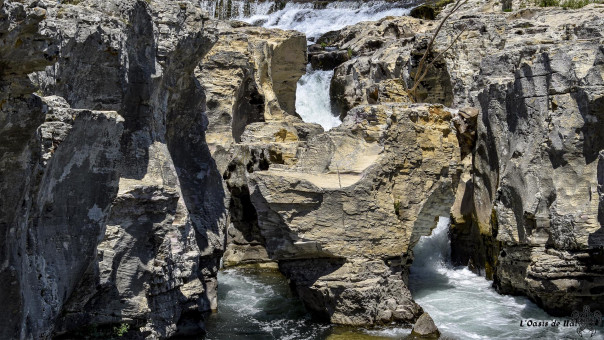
left=394, top=201, right=401, bottom=217
left=561, top=0, right=590, bottom=8
left=114, top=323, right=130, bottom=337
left=535, top=0, right=560, bottom=7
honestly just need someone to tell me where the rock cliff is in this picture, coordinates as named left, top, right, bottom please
left=323, top=0, right=604, bottom=316
left=2, top=0, right=224, bottom=338
left=445, top=3, right=604, bottom=315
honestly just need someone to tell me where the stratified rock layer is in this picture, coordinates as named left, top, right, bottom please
left=228, top=103, right=461, bottom=325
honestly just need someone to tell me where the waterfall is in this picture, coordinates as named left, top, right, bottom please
left=295, top=65, right=341, bottom=130
left=199, top=1, right=413, bottom=131
left=409, top=217, right=602, bottom=340
left=200, top=0, right=412, bottom=41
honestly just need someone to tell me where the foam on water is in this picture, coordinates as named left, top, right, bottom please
left=409, top=217, right=604, bottom=340
left=251, top=2, right=410, bottom=41
left=204, top=268, right=331, bottom=340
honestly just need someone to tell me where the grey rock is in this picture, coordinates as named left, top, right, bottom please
left=410, top=312, right=440, bottom=338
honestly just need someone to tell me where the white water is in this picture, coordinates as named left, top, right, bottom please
left=409, top=217, right=604, bottom=340
left=201, top=1, right=412, bottom=41
left=204, top=268, right=331, bottom=339
left=243, top=2, right=410, bottom=41
left=206, top=220, right=604, bottom=339
left=199, top=0, right=412, bottom=130
left=296, top=65, right=341, bottom=130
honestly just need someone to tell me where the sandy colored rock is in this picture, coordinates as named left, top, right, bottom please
left=231, top=103, right=461, bottom=325
left=410, top=312, right=440, bottom=338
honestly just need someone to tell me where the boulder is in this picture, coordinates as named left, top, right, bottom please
left=409, top=312, right=441, bottom=339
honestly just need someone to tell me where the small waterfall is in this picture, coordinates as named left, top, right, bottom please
left=409, top=217, right=601, bottom=340
left=199, top=0, right=413, bottom=131
left=200, top=0, right=277, bottom=20
left=296, top=65, right=341, bottom=130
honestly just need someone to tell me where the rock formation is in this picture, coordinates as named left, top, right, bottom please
left=240, top=103, right=461, bottom=325
left=409, top=312, right=440, bottom=339
left=320, top=0, right=604, bottom=317
left=2, top=0, right=225, bottom=337
left=443, top=2, right=604, bottom=315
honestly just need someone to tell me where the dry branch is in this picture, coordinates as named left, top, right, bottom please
left=409, top=0, right=468, bottom=98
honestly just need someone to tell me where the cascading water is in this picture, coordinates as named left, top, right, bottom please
left=203, top=269, right=331, bottom=339
left=410, top=217, right=604, bottom=340
left=295, top=65, right=341, bottom=130
left=201, top=1, right=412, bottom=41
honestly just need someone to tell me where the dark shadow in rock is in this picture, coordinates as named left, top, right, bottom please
left=163, top=30, right=225, bottom=315
left=408, top=38, right=454, bottom=107
left=589, top=151, right=604, bottom=247
left=232, top=76, right=265, bottom=143
left=575, top=90, right=604, bottom=165
left=278, top=258, right=347, bottom=322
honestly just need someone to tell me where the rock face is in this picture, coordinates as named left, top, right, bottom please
left=325, top=16, right=450, bottom=118
left=1, top=0, right=231, bottom=338
left=199, top=21, right=307, bottom=146
left=1, top=2, right=121, bottom=339
left=226, top=103, right=461, bottom=325
left=318, top=0, right=604, bottom=317
left=439, top=2, right=604, bottom=315
left=197, top=21, right=308, bottom=268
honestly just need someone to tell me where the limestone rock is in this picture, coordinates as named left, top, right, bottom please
left=441, top=2, right=604, bottom=315
left=2, top=0, right=231, bottom=338
left=324, top=16, right=450, bottom=118
left=233, top=103, right=461, bottom=325
left=199, top=21, right=307, bottom=146
left=309, top=47, right=351, bottom=71
left=320, top=0, right=604, bottom=317
left=409, top=312, right=440, bottom=339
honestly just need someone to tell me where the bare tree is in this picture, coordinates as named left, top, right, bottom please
left=409, top=0, right=468, bottom=99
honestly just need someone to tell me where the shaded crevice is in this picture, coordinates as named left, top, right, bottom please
left=232, top=76, right=265, bottom=143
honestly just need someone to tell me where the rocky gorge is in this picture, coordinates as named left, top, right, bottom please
left=0, top=0, right=603, bottom=339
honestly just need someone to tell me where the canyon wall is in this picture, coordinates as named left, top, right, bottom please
left=1, top=0, right=224, bottom=337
